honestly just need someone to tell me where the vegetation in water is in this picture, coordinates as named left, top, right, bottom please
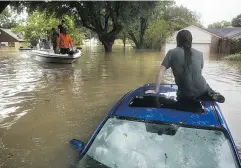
left=12, top=11, right=86, bottom=47
left=118, top=4, right=201, bottom=50
left=0, top=1, right=240, bottom=53
left=224, top=53, right=241, bottom=61
left=10, top=1, right=201, bottom=52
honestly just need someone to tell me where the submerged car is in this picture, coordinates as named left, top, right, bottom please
left=70, top=84, right=241, bottom=168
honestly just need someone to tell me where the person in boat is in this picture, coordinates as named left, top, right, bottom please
left=58, top=19, right=67, bottom=34
left=150, top=30, right=225, bottom=103
left=57, top=28, right=74, bottom=54
left=50, top=28, right=59, bottom=53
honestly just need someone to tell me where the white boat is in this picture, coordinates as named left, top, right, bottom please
left=28, top=49, right=82, bottom=64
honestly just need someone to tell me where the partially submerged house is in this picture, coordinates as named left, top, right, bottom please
left=0, top=28, right=25, bottom=49
left=207, top=27, right=241, bottom=54
left=164, top=25, right=241, bottom=57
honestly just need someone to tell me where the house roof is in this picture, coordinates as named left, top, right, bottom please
left=179, top=25, right=222, bottom=38
left=206, top=27, right=241, bottom=38
left=0, top=28, right=24, bottom=42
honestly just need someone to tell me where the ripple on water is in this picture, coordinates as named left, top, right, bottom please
left=0, top=52, right=43, bottom=128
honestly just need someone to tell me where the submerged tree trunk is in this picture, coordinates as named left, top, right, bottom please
left=98, top=32, right=117, bottom=52
left=102, top=41, right=114, bottom=52
left=122, top=32, right=126, bottom=48
left=139, top=17, right=147, bottom=49
left=128, top=31, right=145, bottom=49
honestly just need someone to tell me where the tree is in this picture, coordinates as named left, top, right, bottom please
left=11, top=1, right=154, bottom=52
left=117, top=29, right=127, bottom=48
left=232, top=14, right=241, bottom=27
left=164, top=5, right=202, bottom=31
left=12, top=11, right=85, bottom=46
left=208, top=21, right=231, bottom=28
left=126, top=3, right=201, bottom=49
left=144, top=19, right=172, bottom=49
left=126, top=1, right=172, bottom=49
left=62, top=15, right=86, bottom=46
left=0, top=8, right=18, bottom=28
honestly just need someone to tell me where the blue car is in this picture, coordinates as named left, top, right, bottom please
left=71, top=84, right=241, bottom=168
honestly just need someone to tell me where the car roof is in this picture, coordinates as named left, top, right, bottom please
left=112, top=84, right=223, bottom=128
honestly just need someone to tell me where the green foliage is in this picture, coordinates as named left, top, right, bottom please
left=0, top=8, right=18, bottom=28
left=145, top=19, right=173, bottom=49
left=126, top=1, right=171, bottom=49
left=11, top=1, right=202, bottom=51
left=13, top=11, right=58, bottom=46
left=224, top=53, right=241, bottom=61
left=12, top=11, right=85, bottom=46
left=229, top=38, right=241, bottom=54
left=232, top=14, right=241, bottom=27
left=11, top=1, right=161, bottom=52
left=164, top=5, right=201, bottom=31
left=126, top=3, right=201, bottom=49
left=61, top=15, right=86, bottom=46
left=208, top=21, right=231, bottom=28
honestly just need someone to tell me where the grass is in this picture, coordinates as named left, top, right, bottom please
left=223, top=53, right=241, bottom=61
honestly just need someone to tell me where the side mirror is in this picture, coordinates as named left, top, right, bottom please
left=70, top=139, right=85, bottom=151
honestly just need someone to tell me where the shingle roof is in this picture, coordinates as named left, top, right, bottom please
left=0, top=28, right=25, bottom=42
left=206, top=27, right=241, bottom=38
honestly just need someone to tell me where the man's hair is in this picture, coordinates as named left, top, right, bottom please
left=176, top=30, right=193, bottom=73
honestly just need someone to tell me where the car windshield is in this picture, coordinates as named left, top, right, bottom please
left=77, top=117, right=239, bottom=168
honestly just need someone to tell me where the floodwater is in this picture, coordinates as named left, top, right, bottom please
left=0, top=46, right=241, bottom=168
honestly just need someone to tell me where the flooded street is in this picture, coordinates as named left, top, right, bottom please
left=1, top=46, right=241, bottom=167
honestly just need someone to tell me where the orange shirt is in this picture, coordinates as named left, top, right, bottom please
left=57, top=33, right=73, bottom=48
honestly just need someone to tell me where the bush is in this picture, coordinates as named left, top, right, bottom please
left=230, top=38, right=241, bottom=54
left=224, top=53, right=241, bottom=61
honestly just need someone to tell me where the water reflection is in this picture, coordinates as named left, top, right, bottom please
left=0, top=52, right=43, bottom=129
left=0, top=46, right=241, bottom=167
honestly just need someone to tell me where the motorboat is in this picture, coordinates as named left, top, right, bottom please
left=28, top=48, right=81, bottom=64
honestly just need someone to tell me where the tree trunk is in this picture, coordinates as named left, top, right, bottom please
left=138, top=17, right=148, bottom=49
left=122, top=37, right=126, bottom=48
left=102, top=41, right=113, bottom=52
left=128, top=17, right=148, bottom=49
left=128, top=31, right=139, bottom=49
left=122, top=33, right=126, bottom=48
left=98, top=30, right=118, bottom=52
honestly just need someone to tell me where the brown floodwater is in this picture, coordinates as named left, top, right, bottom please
left=0, top=46, right=241, bottom=168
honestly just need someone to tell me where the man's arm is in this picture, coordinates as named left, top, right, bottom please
left=155, top=50, right=172, bottom=93
left=155, top=65, right=167, bottom=93
left=145, top=51, right=171, bottom=95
